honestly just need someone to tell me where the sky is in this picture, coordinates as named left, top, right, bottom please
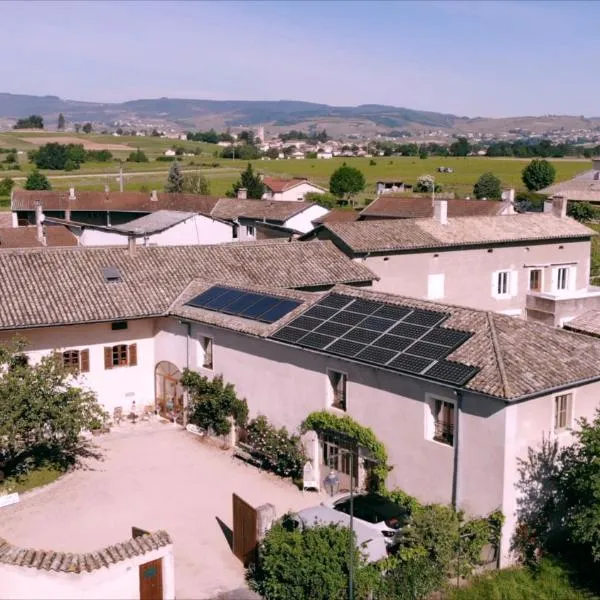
left=1, top=0, right=598, bottom=118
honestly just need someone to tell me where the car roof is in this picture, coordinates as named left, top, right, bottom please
left=336, top=494, right=407, bottom=521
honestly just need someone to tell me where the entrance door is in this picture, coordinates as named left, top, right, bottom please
left=232, top=493, right=258, bottom=567
left=321, top=435, right=358, bottom=493
left=155, top=362, right=184, bottom=423
left=139, top=558, right=163, bottom=600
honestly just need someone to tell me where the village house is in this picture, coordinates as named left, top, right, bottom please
left=302, top=197, right=600, bottom=325
left=375, top=180, right=413, bottom=195
left=539, top=157, right=600, bottom=203
left=1, top=243, right=600, bottom=567
left=261, top=177, right=327, bottom=202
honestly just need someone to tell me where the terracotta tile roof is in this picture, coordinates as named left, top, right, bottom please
left=0, top=531, right=171, bottom=573
left=564, top=310, right=600, bottom=337
left=312, top=209, right=360, bottom=225
left=0, top=226, right=77, bottom=248
left=0, top=213, right=12, bottom=227
left=211, top=199, right=314, bottom=222
left=312, top=214, right=594, bottom=254
left=538, top=180, right=600, bottom=202
left=0, top=241, right=375, bottom=330
left=360, top=196, right=509, bottom=219
left=262, top=177, right=312, bottom=193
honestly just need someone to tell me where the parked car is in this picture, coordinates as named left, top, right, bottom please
left=282, top=505, right=388, bottom=563
left=323, top=493, right=410, bottom=548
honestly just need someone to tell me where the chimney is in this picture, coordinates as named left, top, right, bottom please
left=150, top=190, right=158, bottom=202
left=128, top=235, right=136, bottom=257
left=552, top=195, right=567, bottom=219
left=433, top=199, right=448, bottom=225
left=237, top=187, right=247, bottom=200
left=65, top=207, right=71, bottom=222
left=35, top=201, right=45, bottom=243
left=68, top=187, right=76, bottom=201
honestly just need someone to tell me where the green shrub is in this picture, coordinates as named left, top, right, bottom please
left=305, top=191, right=338, bottom=209
left=568, top=201, right=597, bottom=222
left=155, top=156, right=175, bottom=162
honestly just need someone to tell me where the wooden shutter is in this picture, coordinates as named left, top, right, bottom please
left=128, top=343, right=137, bottom=367
left=104, top=346, right=112, bottom=370
left=80, top=349, right=90, bottom=373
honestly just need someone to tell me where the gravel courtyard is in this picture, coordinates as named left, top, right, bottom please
left=0, top=422, right=323, bottom=599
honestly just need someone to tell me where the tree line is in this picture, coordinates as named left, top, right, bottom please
left=28, top=143, right=112, bottom=171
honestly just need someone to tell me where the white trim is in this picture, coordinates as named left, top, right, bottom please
left=552, top=390, right=574, bottom=435
left=199, top=335, right=214, bottom=370
left=424, top=392, right=456, bottom=448
left=427, top=273, right=445, bottom=300
left=492, top=270, right=511, bottom=299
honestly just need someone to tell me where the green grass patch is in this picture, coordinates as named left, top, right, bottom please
left=1, top=465, right=63, bottom=494
left=446, top=559, right=597, bottom=600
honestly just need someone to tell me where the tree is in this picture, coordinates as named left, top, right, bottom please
left=82, top=122, right=93, bottom=134
left=0, top=338, right=107, bottom=478
left=414, top=175, right=441, bottom=193
left=24, top=169, right=51, bottom=190
left=182, top=173, right=211, bottom=195
left=522, top=159, right=556, bottom=191
left=126, top=148, right=149, bottom=163
left=449, top=137, right=471, bottom=157
left=229, top=163, right=264, bottom=199
left=57, top=113, right=65, bottom=130
left=164, top=160, right=184, bottom=193
left=13, top=115, right=43, bottom=129
left=0, top=177, right=14, bottom=196
left=305, top=191, right=337, bottom=209
left=265, top=147, right=280, bottom=160
left=473, top=172, right=502, bottom=199
left=30, top=143, right=85, bottom=170
left=329, top=163, right=365, bottom=203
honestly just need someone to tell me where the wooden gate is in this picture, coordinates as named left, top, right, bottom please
left=232, top=493, right=258, bottom=567
left=139, top=558, right=163, bottom=600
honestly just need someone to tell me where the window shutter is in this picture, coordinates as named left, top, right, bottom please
left=510, top=270, right=519, bottom=297
left=80, top=349, right=90, bottom=373
left=128, top=343, right=137, bottom=367
left=568, top=267, right=577, bottom=291
left=104, top=347, right=112, bottom=370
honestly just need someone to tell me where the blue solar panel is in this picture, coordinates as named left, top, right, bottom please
left=260, top=300, right=302, bottom=323
left=205, top=288, right=245, bottom=309
left=241, top=296, right=282, bottom=319
left=186, top=286, right=229, bottom=307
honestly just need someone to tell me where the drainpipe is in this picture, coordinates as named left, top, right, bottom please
left=451, top=389, right=463, bottom=510
left=183, top=321, right=191, bottom=427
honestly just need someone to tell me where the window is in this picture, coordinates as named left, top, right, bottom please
left=529, top=269, right=542, bottom=292
left=111, top=321, right=128, bottom=331
left=201, top=337, right=213, bottom=369
left=554, top=393, right=572, bottom=432
left=62, top=349, right=90, bottom=372
left=104, top=343, right=137, bottom=369
left=427, top=397, right=455, bottom=446
left=232, top=224, right=239, bottom=239
left=496, top=271, right=510, bottom=296
left=557, top=267, right=569, bottom=291
left=246, top=225, right=255, bottom=237
left=328, top=370, right=347, bottom=411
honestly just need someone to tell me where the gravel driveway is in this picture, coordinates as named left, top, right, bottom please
left=0, top=422, right=323, bottom=599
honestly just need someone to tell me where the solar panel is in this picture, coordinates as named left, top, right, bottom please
left=373, top=305, right=413, bottom=321
left=204, top=288, right=246, bottom=309
left=319, top=294, right=353, bottom=309
left=343, top=328, right=381, bottom=344
left=388, top=354, right=434, bottom=374
left=346, top=299, right=384, bottom=315
left=373, top=334, right=414, bottom=351
left=328, top=339, right=366, bottom=357
left=314, top=321, right=353, bottom=337
left=185, top=285, right=229, bottom=306
left=287, top=315, right=323, bottom=331
left=260, top=300, right=302, bottom=323
left=240, top=296, right=281, bottom=318
left=421, top=328, right=472, bottom=348
left=303, top=305, right=339, bottom=320
left=330, top=311, right=367, bottom=326
left=224, top=292, right=265, bottom=314
left=425, top=360, right=479, bottom=385
left=403, top=309, right=448, bottom=327
left=270, top=327, right=307, bottom=343
left=360, top=315, right=396, bottom=332
left=405, top=341, right=451, bottom=360
left=300, top=332, right=336, bottom=350
left=389, top=322, right=429, bottom=339
left=355, top=346, right=397, bottom=365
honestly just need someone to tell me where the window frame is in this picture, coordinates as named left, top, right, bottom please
left=425, top=394, right=456, bottom=447
left=528, top=268, right=543, bottom=292
left=553, top=392, right=573, bottom=433
left=104, top=343, right=136, bottom=369
left=327, top=369, right=348, bottom=412
left=201, top=336, right=214, bottom=370
left=494, top=270, right=511, bottom=298
left=556, top=266, right=569, bottom=291
left=61, top=348, right=90, bottom=373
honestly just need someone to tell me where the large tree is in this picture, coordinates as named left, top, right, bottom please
left=13, top=115, right=43, bottom=129
left=329, top=163, right=366, bottom=203
left=165, top=160, right=185, bottom=193
left=449, top=136, right=471, bottom=157
left=82, top=122, right=93, bottom=134
left=57, top=113, right=65, bottom=130
left=473, top=172, right=502, bottom=199
left=522, top=159, right=556, bottom=191
left=229, top=163, right=265, bottom=199
left=24, top=169, right=51, bottom=190
left=182, top=172, right=211, bottom=195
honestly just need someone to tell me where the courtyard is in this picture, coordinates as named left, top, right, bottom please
left=0, top=421, right=324, bottom=599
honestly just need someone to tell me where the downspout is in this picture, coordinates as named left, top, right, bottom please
left=183, top=321, right=191, bottom=427
left=451, top=389, right=463, bottom=510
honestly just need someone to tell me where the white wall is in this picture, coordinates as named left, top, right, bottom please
left=267, top=182, right=326, bottom=202
left=285, top=205, right=329, bottom=234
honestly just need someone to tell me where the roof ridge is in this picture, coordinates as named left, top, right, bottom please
left=486, top=312, right=511, bottom=398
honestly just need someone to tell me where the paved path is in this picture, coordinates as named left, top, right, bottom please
left=0, top=423, right=323, bottom=599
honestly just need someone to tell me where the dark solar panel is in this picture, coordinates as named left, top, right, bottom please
left=346, top=299, right=384, bottom=315
left=314, top=321, right=353, bottom=337
left=405, top=341, right=451, bottom=360
left=390, top=322, right=429, bottom=339
left=186, top=285, right=229, bottom=306
left=421, top=328, right=472, bottom=348
left=425, top=360, right=479, bottom=385
left=328, top=339, right=366, bottom=357
left=403, top=309, right=448, bottom=327
left=355, top=346, right=397, bottom=365
left=260, top=299, right=302, bottom=323
left=240, top=296, right=281, bottom=318
left=388, top=354, right=434, bottom=374
left=373, top=334, right=414, bottom=351
left=360, top=316, right=396, bottom=332
left=303, top=305, right=339, bottom=320
left=331, top=310, right=367, bottom=326
left=270, top=327, right=307, bottom=343
left=373, top=305, right=413, bottom=321
left=300, top=332, right=336, bottom=350
left=319, top=294, right=353, bottom=309
left=224, top=292, right=264, bottom=314
left=204, top=288, right=246, bottom=309
left=343, top=328, right=381, bottom=344
left=287, top=315, right=323, bottom=331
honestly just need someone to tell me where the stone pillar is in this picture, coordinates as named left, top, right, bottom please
left=256, top=503, right=277, bottom=541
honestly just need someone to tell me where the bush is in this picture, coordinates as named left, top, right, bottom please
left=522, top=159, right=556, bottom=191
left=127, top=148, right=149, bottom=163
left=24, top=169, right=51, bottom=190
left=414, top=174, right=441, bottom=193
left=514, top=191, right=546, bottom=213
left=245, top=415, right=305, bottom=479
left=473, top=172, right=502, bottom=199
left=305, top=191, right=338, bottom=209
left=155, top=156, right=175, bottom=162
left=369, top=159, right=377, bottom=166
left=0, top=177, right=14, bottom=196
left=567, top=201, right=597, bottom=222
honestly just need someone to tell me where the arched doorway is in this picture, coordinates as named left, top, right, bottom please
left=155, top=361, right=184, bottom=424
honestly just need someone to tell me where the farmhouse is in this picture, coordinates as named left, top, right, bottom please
left=1, top=242, right=600, bottom=567
left=261, top=177, right=327, bottom=202
left=302, top=197, right=600, bottom=325
left=375, top=179, right=413, bottom=195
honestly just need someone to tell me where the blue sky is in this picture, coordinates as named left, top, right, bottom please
left=1, top=0, right=598, bottom=117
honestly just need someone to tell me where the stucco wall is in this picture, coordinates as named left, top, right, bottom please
left=285, top=205, right=329, bottom=234
left=269, top=182, right=325, bottom=202
left=0, top=545, right=175, bottom=600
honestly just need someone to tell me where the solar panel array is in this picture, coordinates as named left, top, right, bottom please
left=270, top=293, right=479, bottom=386
left=185, top=286, right=301, bottom=324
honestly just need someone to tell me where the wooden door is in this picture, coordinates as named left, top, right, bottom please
left=139, top=558, right=163, bottom=600
left=232, top=493, right=258, bottom=567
